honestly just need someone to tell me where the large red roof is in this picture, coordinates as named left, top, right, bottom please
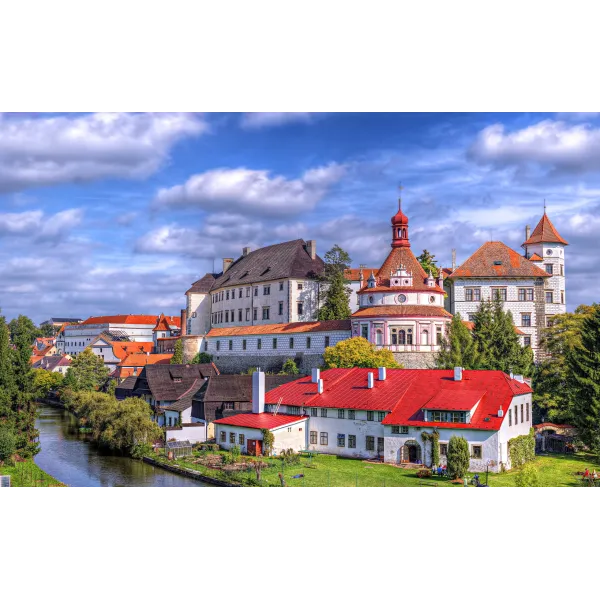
left=83, top=315, right=161, bottom=325
left=377, top=246, right=436, bottom=290
left=264, top=368, right=532, bottom=431
left=213, top=413, right=308, bottom=430
left=523, top=213, right=568, bottom=246
left=206, top=320, right=350, bottom=337
left=344, top=268, right=380, bottom=282
left=352, top=306, right=452, bottom=319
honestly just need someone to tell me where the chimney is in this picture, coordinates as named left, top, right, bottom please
left=498, top=405, right=504, bottom=418
left=454, top=366, right=463, bottom=381
left=317, top=379, right=324, bottom=394
left=242, top=247, right=251, bottom=257
left=378, top=367, right=387, bottom=381
left=306, top=240, right=316, bottom=260
left=311, top=368, right=320, bottom=383
left=181, top=308, right=187, bottom=333
left=368, top=372, right=375, bottom=389
left=222, top=258, right=234, bottom=273
left=252, top=370, right=265, bottom=414
left=525, top=225, right=531, bottom=241
left=451, top=249, right=457, bottom=271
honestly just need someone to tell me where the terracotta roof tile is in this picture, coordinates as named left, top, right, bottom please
left=118, top=353, right=172, bottom=367
left=450, top=242, right=550, bottom=278
left=523, top=213, right=568, bottom=246
left=206, top=320, right=351, bottom=337
left=352, top=306, right=452, bottom=319
left=377, top=246, right=435, bottom=290
left=344, top=268, right=380, bottom=282
left=83, top=315, right=161, bottom=325
left=529, top=253, right=543, bottom=262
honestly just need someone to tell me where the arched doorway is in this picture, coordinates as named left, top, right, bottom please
left=421, top=329, right=429, bottom=346
left=400, top=440, right=422, bottom=464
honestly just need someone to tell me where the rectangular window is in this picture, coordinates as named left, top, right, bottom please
left=320, top=432, right=328, bottom=446
left=509, top=409, right=512, bottom=426
left=321, top=408, right=327, bottom=418
left=254, top=287, right=258, bottom=297
left=518, top=288, right=534, bottom=302
left=246, top=308, right=250, bottom=321
left=471, top=445, right=482, bottom=459
left=518, top=288, right=526, bottom=302
left=224, top=402, right=234, bottom=410
left=216, top=341, right=220, bottom=351
left=257, top=338, right=262, bottom=350
left=367, top=411, right=374, bottom=422
left=220, top=431, right=226, bottom=443
left=297, top=282, right=304, bottom=291
left=289, top=337, right=294, bottom=349
left=366, top=436, right=375, bottom=451
left=225, top=312, right=229, bottom=323
left=263, top=285, right=271, bottom=295
left=231, top=310, right=235, bottom=322
left=521, top=404, right=524, bottom=423
left=229, top=432, right=235, bottom=444
left=545, top=291, right=553, bottom=304
left=324, top=336, right=330, bottom=347
left=526, top=403, right=530, bottom=422
left=338, top=409, right=345, bottom=419
left=279, top=282, right=284, bottom=291
left=239, top=434, right=245, bottom=445
left=246, top=288, right=251, bottom=297
left=306, top=336, right=311, bottom=349
left=492, top=288, right=507, bottom=301
left=263, top=307, right=270, bottom=320
left=297, top=302, right=304, bottom=316
left=253, top=308, right=258, bottom=320
left=561, top=291, right=565, bottom=304
left=391, top=426, right=400, bottom=434
left=401, top=426, right=409, bottom=434
left=439, top=443, right=448, bottom=456
left=348, top=435, right=356, bottom=449
left=310, top=408, right=317, bottom=417
left=521, top=313, right=531, bottom=327
left=545, top=263, right=553, bottom=275
left=377, top=411, right=386, bottom=422
left=239, top=289, right=243, bottom=299
left=228, top=340, right=233, bottom=351
left=272, top=338, right=277, bottom=349
left=238, top=309, right=243, bottom=322
left=465, top=288, right=481, bottom=302
left=310, top=431, right=317, bottom=444
left=278, top=301, right=284, bottom=316
left=347, top=410, right=355, bottom=420
left=377, top=437, right=384, bottom=453
left=337, top=434, right=345, bottom=448
left=560, top=264, right=564, bottom=276
left=514, top=405, right=518, bottom=425
left=242, top=339, right=247, bottom=351
left=226, top=290, right=230, bottom=300
left=288, top=406, right=301, bottom=416
left=523, top=336, right=531, bottom=347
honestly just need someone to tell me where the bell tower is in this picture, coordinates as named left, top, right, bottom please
left=391, top=195, right=410, bottom=248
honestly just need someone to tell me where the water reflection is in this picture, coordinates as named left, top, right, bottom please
left=34, top=404, right=209, bottom=487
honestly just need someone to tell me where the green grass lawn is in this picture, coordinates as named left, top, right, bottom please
left=0, top=460, right=66, bottom=487
left=153, top=449, right=600, bottom=487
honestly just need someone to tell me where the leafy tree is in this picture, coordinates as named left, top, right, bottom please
left=317, top=245, right=352, bottom=321
left=63, top=348, right=110, bottom=392
left=568, top=305, right=600, bottom=456
left=515, top=463, right=540, bottom=487
left=171, top=338, right=184, bottom=364
left=417, top=249, right=440, bottom=277
left=0, top=427, right=17, bottom=463
left=39, top=322, right=57, bottom=337
left=323, top=337, right=401, bottom=369
left=447, top=435, right=470, bottom=480
left=280, top=359, right=299, bottom=375
left=32, top=369, right=64, bottom=398
left=190, top=352, right=213, bottom=364
left=436, top=313, right=480, bottom=369
left=0, top=316, right=15, bottom=422
left=8, top=315, right=40, bottom=345
left=261, top=428, right=275, bottom=456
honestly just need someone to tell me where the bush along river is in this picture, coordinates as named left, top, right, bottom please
left=34, top=403, right=211, bottom=487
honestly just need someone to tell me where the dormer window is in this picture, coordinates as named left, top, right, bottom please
left=173, top=377, right=182, bottom=383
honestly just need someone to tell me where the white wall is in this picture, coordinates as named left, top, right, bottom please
left=166, top=424, right=207, bottom=443
left=216, top=420, right=307, bottom=454
left=497, top=392, right=533, bottom=469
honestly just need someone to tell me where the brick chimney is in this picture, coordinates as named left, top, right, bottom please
left=222, top=258, right=234, bottom=273
left=180, top=308, right=187, bottom=334
left=306, top=240, right=316, bottom=260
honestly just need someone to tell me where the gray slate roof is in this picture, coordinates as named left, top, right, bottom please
left=141, top=363, right=218, bottom=402
left=186, top=273, right=218, bottom=295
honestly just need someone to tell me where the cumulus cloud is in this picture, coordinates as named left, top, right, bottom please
left=469, top=120, right=600, bottom=174
left=240, top=112, right=317, bottom=129
left=0, top=112, right=207, bottom=192
left=153, top=163, right=345, bottom=217
left=0, top=208, right=83, bottom=242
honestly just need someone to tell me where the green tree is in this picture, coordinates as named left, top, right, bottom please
left=171, top=338, right=184, bottom=364
left=39, top=322, right=57, bottom=337
left=0, top=316, right=15, bottom=422
left=0, top=427, right=17, bottom=463
left=280, top=359, right=299, bottom=375
left=515, top=463, right=540, bottom=487
left=436, top=313, right=480, bottom=369
left=8, top=315, right=40, bottom=345
left=190, top=352, right=213, bottom=364
left=416, top=249, right=440, bottom=277
left=323, top=337, right=401, bottom=369
left=447, top=435, right=470, bottom=480
left=568, top=305, right=600, bottom=456
left=317, top=245, right=352, bottom=321
left=63, top=348, right=110, bottom=392
left=261, top=428, right=275, bottom=456
left=32, top=369, right=64, bottom=398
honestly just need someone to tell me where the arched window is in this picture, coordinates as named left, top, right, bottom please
left=376, top=329, right=383, bottom=345
left=421, top=329, right=429, bottom=346
left=407, top=330, right=413, bottom=345
left=391, top=328, right=398, bottom=345
left=397, top=229, right=401, bottom=238
left=399, top=330, right=406, bottom=345
left=402, top=228, right=407, bottom=238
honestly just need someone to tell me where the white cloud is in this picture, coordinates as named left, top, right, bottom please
left=240, top=112, right=317, bottom=129
left=469, top=120, right=600, bottom=174
left=0, top=208, right=83, bottom=241
left=0, top=112, right=207, bottom=192
left=153, top=163, right=345, bottom=217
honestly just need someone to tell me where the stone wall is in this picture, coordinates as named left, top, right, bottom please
left=393, top=351, right=439, bottom=369
left=213, top=353, right=325, bottom=375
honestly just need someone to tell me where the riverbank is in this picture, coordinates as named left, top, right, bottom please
left=0, top=460, right=66, bottom=487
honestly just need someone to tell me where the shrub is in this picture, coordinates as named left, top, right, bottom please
left=280, top=359, right=300, bottom=375
left=230, top=445, right=241, bottom=462
left=447, top=436, right=470, bottom=479
left=509, top=428, right=536, bottom=468
left=0, top=427, right=17, bottom=463
left=131, top=443, right=153, bottom=460
left=515, top=463, right=540, bottom=487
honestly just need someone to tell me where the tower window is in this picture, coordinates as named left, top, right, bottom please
left=545, top=264, right=553, bottom=275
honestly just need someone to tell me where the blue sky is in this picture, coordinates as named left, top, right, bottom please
left=0, top=111, right=598, bottom=323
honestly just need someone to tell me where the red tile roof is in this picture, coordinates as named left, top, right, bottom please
left=352, top=306, right=452, bottom=319
left=206, top=320, right=351, bottom=337
left=108, top=341, right=155, bottom=360
left=450, top=242, right=550, bottom=278
left=529, top=253, right=543, bottom=262
left=153, top=314, right=181, bottom=331
left=213, top=413, right=308, bottom=430
left=118, top=353, right=172, bottom=367
left=377, top=246, right=440, bottom=290
left=534, top=422, right=575, bottom=430
left=463, top=321, right=525, bottom=335
left=357, top=286, right=445, bottom=295
left=423, top=389, right=485, bottom=411
left=264, top=368, right=532, bottom=431
left=523, top=213, right=568, bottom=246
left=344, top=268, right=380, bottom=282
left=83, top=315, right=161, bottom=325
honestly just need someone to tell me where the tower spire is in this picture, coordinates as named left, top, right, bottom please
left=544, top=198, right=547, bottom=214
left=398, top=182, right=403, bottom=211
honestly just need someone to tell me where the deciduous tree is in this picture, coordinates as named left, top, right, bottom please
left=63, top=348, right=110, bottom=392
left=323, top=337, right=401, bottom=369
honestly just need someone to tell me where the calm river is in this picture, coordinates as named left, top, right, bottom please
left=34, top=404, right=210, bottom=487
